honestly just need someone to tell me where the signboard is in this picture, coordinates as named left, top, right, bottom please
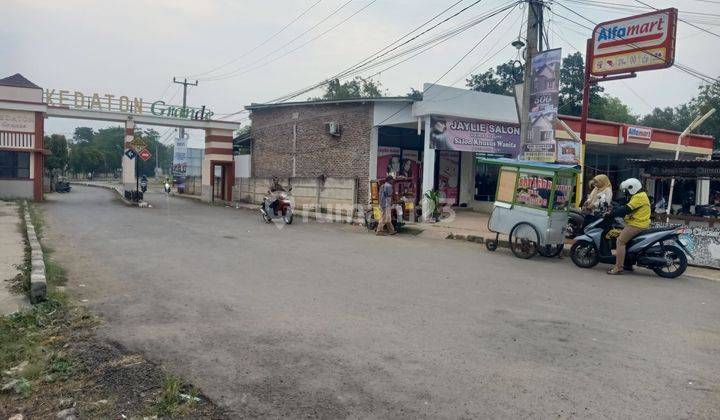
left=129, top=137, right=147, bottom=153
left=400, top=149, right=419, bottom=180
left=124, top=149, right=137, bottom=160
left=639, top=164, right=720, bottom=178
left=172, top=135, right=188, bottom=175
left=44, top=89, right=214, bottom=121
left=557, top=139, right=582, bottom=164
left=590, top=8, right=677, bottom=77
left=429, top=116, right=520, bottom=156
left=524, top=48, right=562, bottom=162
left=0, top=110, right=34, bottom=132
left=138, top=148, right=152, bottom=161
left=437, top=151, right=459, bottom=205
left=622, top=125, right=652, bottom=145
left=377, top=146, right=401, bottom=179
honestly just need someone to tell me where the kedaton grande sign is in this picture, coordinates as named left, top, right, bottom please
left=44, top=89, right=215, bottom=121
left=591, top=8, right=677, bottom=76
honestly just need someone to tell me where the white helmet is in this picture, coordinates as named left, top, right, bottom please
left=620, top=178, right=642, bottom=195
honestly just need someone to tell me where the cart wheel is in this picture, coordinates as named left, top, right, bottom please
left=485, top=240, right=498, bottom=252
left=509, top=222, right=539, bottom=259
left=364, top=210, right=378, bottom=231
left=538, top=243, right=564, bottom=258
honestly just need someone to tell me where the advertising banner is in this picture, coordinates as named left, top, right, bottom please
left=400, top=149, right=419, bottom=180
left=430, top=116, right=520, bottom=156
left=524, top=48, right=562, bottom=163
left=377, top=146, right=401, bottom=179
left=172, top=135, right=188, bottom=175
left=437, top=151, right=460, bottom=205
left=591, top=8, right=677, bottom=77
left=557, top=139, right=582, bottom=164
left=652, top=224, right=720, bottom=269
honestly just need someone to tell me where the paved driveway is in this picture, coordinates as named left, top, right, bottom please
left=42, top=186, right=720, bottom=418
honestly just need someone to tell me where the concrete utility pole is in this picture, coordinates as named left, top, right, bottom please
left=173, top=77, right=198, bottom=140
left=519, top=0, right=544, bottom=158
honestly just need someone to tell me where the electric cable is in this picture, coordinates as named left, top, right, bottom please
left=188, top=0, right=323, bottom=78
left=633, top=0, right=720, bottom=39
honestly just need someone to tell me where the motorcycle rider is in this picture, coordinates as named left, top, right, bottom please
left=607, top=178, right=651, bottom=275
left=267, top=177, right=286, bottom=215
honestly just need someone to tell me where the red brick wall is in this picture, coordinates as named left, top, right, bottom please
left=250, top=103, right=373, bottom=204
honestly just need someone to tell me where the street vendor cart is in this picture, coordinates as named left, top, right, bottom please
left=365, top=178, right=417, bottom=232
left=480, top=158, right=580, bottom=259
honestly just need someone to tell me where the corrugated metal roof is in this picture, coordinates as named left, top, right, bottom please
left=0, top=73, right=41, bottom=89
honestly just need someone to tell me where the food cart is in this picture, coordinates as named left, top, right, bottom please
left=364, top=178, right=417, bottom=232
left=479, top=158, right=580, bottom=259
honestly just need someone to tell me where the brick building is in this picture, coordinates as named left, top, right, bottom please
left=241, top=85, right=714, bottom=213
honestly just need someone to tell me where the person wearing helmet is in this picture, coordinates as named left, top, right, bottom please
left=607, top=178, right=650, bottom=275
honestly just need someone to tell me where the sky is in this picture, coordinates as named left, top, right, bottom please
left=2, top=0, right=718, bottom=148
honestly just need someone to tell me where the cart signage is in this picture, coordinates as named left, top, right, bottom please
left=430, top=116, right=519, bottom=156
left=590, top=8, right=677, bottom=76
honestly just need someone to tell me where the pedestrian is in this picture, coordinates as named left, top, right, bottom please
left=376, top=175, right=396, bottom=236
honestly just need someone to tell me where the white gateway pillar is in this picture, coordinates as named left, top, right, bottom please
left=122, top=119, right=136, bottom=193
left=421, top=117, right=436, bottom=221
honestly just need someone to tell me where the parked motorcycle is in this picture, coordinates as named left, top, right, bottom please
left=260, top=188, right=293, bottom=224
left=570, top=216, right=690, bottom=278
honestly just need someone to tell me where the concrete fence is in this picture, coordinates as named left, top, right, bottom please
left=233, top=176, right=358, bottom=212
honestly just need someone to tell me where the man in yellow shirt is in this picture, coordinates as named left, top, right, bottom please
left=608, top=178, right=650, bottom=275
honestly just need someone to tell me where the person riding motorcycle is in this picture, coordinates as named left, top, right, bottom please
left=266, top=177, right=286, bottom=215
left=606, top=178, right=651, bottom=275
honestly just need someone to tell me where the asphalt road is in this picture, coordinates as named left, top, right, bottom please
left=42, top=186, right=720, bottom=418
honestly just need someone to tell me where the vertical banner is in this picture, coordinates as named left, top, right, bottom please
left=172, top=134, right=188, bottom=175
left=524, top=48, right=562, bottom=163
left=377, top=146, right=401, bottom=179
left=437, top=151, right=460, bottom=205
left=400, top=150, right=419, bottom=180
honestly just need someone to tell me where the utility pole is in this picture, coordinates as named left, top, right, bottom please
left=519, top=0, right=544, bottom=159
left=173, top=77, right=198, bottom=140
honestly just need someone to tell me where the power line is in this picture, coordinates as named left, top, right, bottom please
left=188, top=0, right=323, bottom=78
left=552, top=2, right=720, bottom=84
left=267, top=1, right=519, bottom=104
left=632, top=0, right=720, bottom=39
left=200, top=0, right=364, bottom=82
left=374, top=2, right=519, bottom=128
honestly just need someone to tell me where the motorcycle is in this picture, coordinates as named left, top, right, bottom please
left=570, top=216, right=690, bottom=278
left=260, top=188, right=293, bottom=224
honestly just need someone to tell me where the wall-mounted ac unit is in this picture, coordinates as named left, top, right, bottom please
left=325, top=121, right=341, bottom=137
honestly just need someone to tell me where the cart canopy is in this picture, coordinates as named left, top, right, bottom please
left=477, top=157, right=581, bottom=174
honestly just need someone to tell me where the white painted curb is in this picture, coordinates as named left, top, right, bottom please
left=23, top=202, right=47, bottom=303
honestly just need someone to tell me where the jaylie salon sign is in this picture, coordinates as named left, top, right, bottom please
left=44, top=89, right=214, bottom=121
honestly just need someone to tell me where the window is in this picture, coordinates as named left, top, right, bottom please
left=0, top=151, right=30, bottom=179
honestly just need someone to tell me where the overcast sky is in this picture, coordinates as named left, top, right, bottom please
left=3, top=0, right=718, bottom=147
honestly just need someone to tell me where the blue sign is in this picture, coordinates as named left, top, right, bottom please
left=125, top=149, right=137, bottom=160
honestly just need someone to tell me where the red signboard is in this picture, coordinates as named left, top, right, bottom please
left=590, top=8, right=677, bottom=77
left=138, top=148, right=152, bottom=161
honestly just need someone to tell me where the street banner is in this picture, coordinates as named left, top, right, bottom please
left=557, top=139, right=581, bottom=164
left=172, top=135, right=188, bottom=175
left=377, top=146, right=401, bottom=179
left=429, top=116, right=520, bottom=156
left=590, top=8, right=677, bottom=77
left=437, top=151, right=460, bottom=205
left=524, top=48, right=562, bottom=162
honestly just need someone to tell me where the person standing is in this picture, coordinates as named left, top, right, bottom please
left=376, top=175, right=396, bottom=236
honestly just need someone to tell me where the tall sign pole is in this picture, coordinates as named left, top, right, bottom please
left=173, top=77, right=198, bottom=140
left=575, top=39, right=593, bottom=207
left=519, top=0, right=543, bottom=158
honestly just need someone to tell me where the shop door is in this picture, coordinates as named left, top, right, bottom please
left=211, top=162, right=234, bottom=202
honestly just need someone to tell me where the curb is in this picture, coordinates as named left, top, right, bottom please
left=69, top=182, right=140, bottom=207
left=23, top=203, right=47, bottom=303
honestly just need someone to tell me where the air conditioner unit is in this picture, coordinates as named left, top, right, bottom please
left=325, top=121, right=341, bottom=137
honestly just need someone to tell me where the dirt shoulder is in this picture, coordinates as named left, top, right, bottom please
left=0, top=203, right=228, bottom=419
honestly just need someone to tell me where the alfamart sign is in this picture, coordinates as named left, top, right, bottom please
left=44, top=89, right=214, bottom=121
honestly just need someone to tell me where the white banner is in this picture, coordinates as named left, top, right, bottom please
left=172, top=135, right=188, bottom=175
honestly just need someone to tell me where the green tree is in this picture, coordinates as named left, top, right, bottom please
left=319, top=77, right=384, bottom=100
left=406, top=88, right=423, bottom=101
left=558, top=52, right=604, bottom=116
left=466, top=61, right=522, bottom=95
left=72, top=127, right=94, bottom=144
left=592, top=95, right=637, bottom=124
left=44, top=134, right=69, bottom=175
left=691, top=79, right=720, bottom=149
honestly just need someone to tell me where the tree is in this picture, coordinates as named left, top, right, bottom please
left=406, top=88, right=423, bottom=101
left=73, top=127, right=94, bottom=144
left=44, top=134, right=69, bottom=175
left=318, top=77, right=384, bottom=100
left=593, top=95, right=637, bottom=124
left=466, top=61, right=521, bottom=95
left=558, top=52, right=604, bottom=117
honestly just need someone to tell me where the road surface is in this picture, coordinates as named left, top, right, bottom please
left=42, top=186, right=720, bottom=418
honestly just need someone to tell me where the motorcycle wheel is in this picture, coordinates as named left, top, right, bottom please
left=261, top=209, right=272, bottom=223
left=283, top=208, right=293, bottom=225
left=509, top=222, right=539, bottom=259
left=652, top=244, right=687, bottom=278
left=570, top=240, right=599, bottom=268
